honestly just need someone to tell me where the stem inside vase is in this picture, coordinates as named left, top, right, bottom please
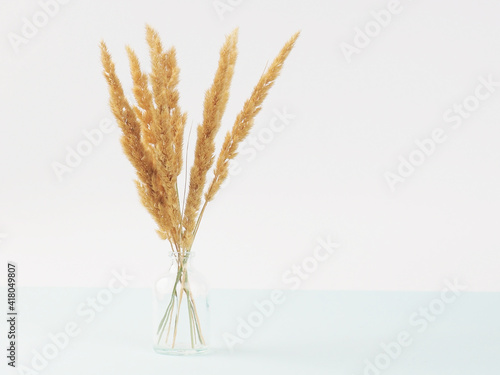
left=155, top=254, right=206, bottom=351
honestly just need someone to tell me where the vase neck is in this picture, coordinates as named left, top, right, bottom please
left=169, top=252, right=194, bottom=267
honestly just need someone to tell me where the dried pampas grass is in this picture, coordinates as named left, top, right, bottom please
left=101, top=26, right=299, bottom=253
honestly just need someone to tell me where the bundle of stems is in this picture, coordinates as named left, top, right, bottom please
left=100, top=25, right=299, bottom=349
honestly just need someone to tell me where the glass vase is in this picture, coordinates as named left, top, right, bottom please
left=153, top=252, right=209, bottom=355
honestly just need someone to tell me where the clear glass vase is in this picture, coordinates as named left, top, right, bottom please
left=153, top=252, right=209, bottom=355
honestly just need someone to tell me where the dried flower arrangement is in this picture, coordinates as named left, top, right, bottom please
left=100, top=26, right=299, bottom=353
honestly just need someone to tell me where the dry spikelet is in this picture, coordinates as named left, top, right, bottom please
left=145, top=25, right=187, bottom=245
left=205, top=31, right=300, bottom=202
left=100, top=41, right=171, bottom=239
left=145, top=25, right=182, bottom=175
left=163, top=48, right=187, bottom=176
left=126, top=46, right=156, bottom=147
left=182, top=29, right=239, bottom=248
left=145, top=25, right=175, bottom=181
left=100, top=41, right=152, bottom=186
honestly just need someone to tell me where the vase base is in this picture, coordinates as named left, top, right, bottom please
left=153, top=346, right=209, bottom=356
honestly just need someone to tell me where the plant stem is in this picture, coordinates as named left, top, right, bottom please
left=156, top=253, right=206, bottom=349
left=156, top=267, right=182, bottom=343
left=189, top=200, right=208, bottom=251
left=171, top=255, right=187, bottom=347
left=186, top=289, right=205, bottom=345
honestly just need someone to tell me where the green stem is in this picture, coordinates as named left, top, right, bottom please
left=156, top=265, right=182, bottom=335
left=156, top=266, right=184, bottom=344
left=156, top=254, right=206, bottom=348
left=171, top=255, right=188, bottom=348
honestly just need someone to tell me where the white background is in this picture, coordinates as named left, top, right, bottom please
left=1, top=0, right=499, bottom=291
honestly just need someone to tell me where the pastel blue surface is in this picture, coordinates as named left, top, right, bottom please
left=3, top=288, right=499, bottom=374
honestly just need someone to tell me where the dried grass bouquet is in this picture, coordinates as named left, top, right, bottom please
left=100, top=25, right=299, bottom=353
